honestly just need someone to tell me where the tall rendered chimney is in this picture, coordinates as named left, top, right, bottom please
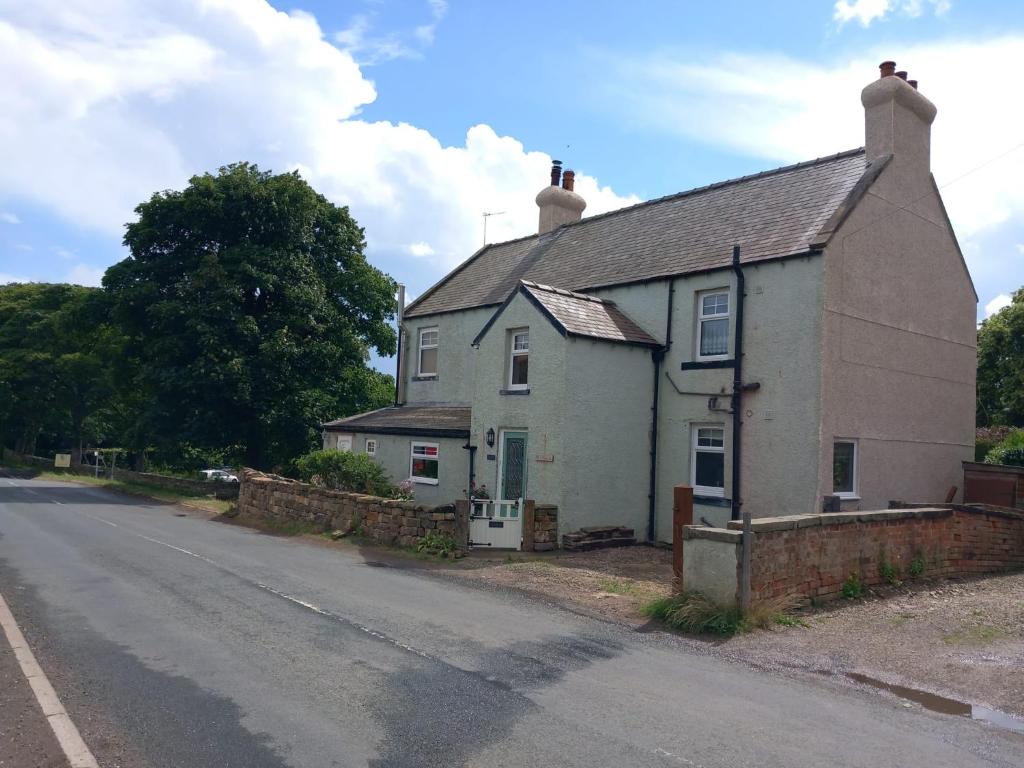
left=535, top=160, right=586, bottom=234
left=861, top=60, right=937, bottom=184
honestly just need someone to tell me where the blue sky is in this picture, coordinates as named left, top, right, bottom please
left=2, top=0, right=1023, bottom=369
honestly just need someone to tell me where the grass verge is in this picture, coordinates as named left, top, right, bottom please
left=643, top=591, right=801, bottom=636
left=31, top=470, right=234, bottom=515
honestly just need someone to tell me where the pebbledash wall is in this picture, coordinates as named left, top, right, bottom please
left=683, top=505, right=1024, bottom=606
left=238, top=469, right=466, bottom=548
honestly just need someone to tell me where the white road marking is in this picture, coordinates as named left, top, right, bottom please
left=82, top=514, right=118, bottom=528
left=0, top=592, right=100, bottom=768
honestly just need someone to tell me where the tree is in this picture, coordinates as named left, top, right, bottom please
left=0, top=283, right=124, bottom=458
left=977, top=287, right=1024, bottom=427
left=104, top=163, right=396, bottom=469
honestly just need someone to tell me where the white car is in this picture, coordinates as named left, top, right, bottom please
left=200, top=469, right=239, bottom=483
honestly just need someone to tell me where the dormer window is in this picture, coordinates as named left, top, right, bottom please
left=697, top=291, right=729, bottom=360
left=509, top=329, right=529, bottom=390
left=417, top=327, right=438, bottom=377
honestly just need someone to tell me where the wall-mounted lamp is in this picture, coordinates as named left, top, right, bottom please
left=486, top=428, right=496, bottom=448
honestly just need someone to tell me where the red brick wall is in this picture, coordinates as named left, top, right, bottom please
left=725, top=507, right=1024, bottom=603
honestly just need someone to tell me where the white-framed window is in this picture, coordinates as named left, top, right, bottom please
left=508, top=329, right=529, bottom=390
left=692, top=425, right=725, bottom=497
left=833, top=439, right=858, bottom=499
left=417, top=327, right=439, bottom=377
left=410, top=442, right=439, bottom=485
left=335, top=434, right=353, bottom=452
left=696, top=291, right=730, bottom=360
left=365, top=439, right=377, bottom=456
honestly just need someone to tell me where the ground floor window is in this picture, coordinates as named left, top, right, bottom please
left=335, top=434, right=353, bottom=451
left=365, top=439, right=377, bottom=456
left=410, top=442, right=439, bottom=485
left=692, top=425, right=725, bottom=497
left=833, top=440, right=857, bottom=498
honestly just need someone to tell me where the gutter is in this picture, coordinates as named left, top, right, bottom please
left=647, top=278, right=675, bottom=542
left=394, top=284, right=406, bottom=407
left=731, top=246, right=745, bottom=522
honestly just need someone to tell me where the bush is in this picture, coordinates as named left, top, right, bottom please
left=294, top=449, right=400, bottom=497
left=984, top=430, right=1024, bottom=467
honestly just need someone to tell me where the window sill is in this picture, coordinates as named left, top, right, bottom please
left=499, top=388, right=530, bottom=395
left=411, top=478, right=439, bottom=486
left=834, top=493, right=860, bottom=501
left=681, top=359, right=735, bottom=371
left=693, top=494, right=731, bottom=507
left=412, top=375, right=437, bottom=382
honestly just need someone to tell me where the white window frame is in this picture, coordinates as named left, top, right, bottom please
left=335, top=434, right=353, bottom=452
left=833, top=439, right=859, bottom=500
left=691, top=425, right=726, bottom=498
left=417, top=326, right=439, bottom=377
left=365, top=438, right=377, bottom=456
left=508, top=328, right=529, bottom=390
left=696, top=290, right=730, bottom=362
left=409, top=442, right=439, bottom=485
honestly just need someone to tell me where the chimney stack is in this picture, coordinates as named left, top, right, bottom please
left=536, top=160, right=586, bottom=234
left=862, top=60, right=937, bottom=184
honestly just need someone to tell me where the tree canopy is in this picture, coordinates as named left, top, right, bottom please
left=977, top=287, right=1024, bottom=428
left=103, top=163, right=396, bottom=469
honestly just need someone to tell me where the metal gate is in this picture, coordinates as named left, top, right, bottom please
left=468, top=499, right=523, bottom=550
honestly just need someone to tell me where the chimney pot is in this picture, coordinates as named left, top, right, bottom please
left=562, top=169, right=576, bottom=192
left=550, top=160, right=562, bottom=187
left=879, top=61, right=896, bottom=78
left=908, top=79, right=918, bottom=90
left=895, top=71, right=908, bottom=81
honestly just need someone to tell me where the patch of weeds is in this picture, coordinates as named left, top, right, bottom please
left=942, top=625, right=1008, bottom=646
left=643, top=592, right=745, bottom=636
left=841, top=572, right=865, bottom=600
left=878, top=557, right=901, bottom=585
left=890, top=612, right=916, bottom=627
left=907, top=553, right=927, bottom=580
left=773, top=613, right=809, bottom=628
left=597, top=578, right=638, bottom=595
left=415, top=531, right=459, bottom=559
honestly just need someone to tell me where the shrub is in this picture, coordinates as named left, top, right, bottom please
left=416, top=531, right=458, bottom=558
left=984, top=430, right=1024, bottom=467
left=908, top=552, right=927, bottom=579
left=294, top=449, right=400, bottom=497
left=841, top=572, right=864, bottom=600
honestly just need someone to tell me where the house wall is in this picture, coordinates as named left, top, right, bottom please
left=817, top=160, right=977, bottom=510
left=560, top=337, right=654, bottom=536
left=402, top=307, right=493, bottom=405
left=592, top=257, right=826, bottom=541
left=321, top=431, right=469, bottom=507
left=469, top=292, right=567, bottom=512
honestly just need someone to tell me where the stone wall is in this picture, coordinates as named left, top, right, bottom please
left=238, top=469, right=467, bottom=549
left=683, top=505, right=1024, bottom=606
left=533, top=504, right=558, bottom=551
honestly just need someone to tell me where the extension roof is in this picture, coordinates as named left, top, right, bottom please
left=473, top=281, right=660, bottom=348
left=406, top=149, right=870, bottom=318
left=322, top=404, right=471, bottom=438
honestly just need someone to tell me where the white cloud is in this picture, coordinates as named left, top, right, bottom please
left=0, top=0, right=634, bottom=286
left=53, top=246, right=75, bottom=260
left=834, top=0, right=950, bottom=26
left=408, top=242, right=435, bottom=257
left=65, top=263, right=105, bottom=287
left=0, top=272, right=30, bottom=283
left=0, top=211, right=18, bottom=224
left=985, top=293, right=1012, bottom=317
left=1016, top=244, right=1024, bottom=255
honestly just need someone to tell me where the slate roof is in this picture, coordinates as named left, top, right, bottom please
left=322, top=405, right=471, bottom=438
left=406, top=149, right=869, bottom=318
left=519, top=281, right=660, bottom=347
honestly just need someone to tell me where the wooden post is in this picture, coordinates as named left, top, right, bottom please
left=454, top=499, right=471, bottom=552
left=522, top=499, right=536, bottom=552
left=672, top=485, right=693, bottom=586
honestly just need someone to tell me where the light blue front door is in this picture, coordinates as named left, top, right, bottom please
left=500, top=431, right=528, bottom=501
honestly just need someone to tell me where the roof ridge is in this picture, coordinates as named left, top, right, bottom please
left=520, top=280, right=607, bottom=304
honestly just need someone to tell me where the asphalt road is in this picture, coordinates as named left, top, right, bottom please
left=1, top=476, right=1022, bottom=768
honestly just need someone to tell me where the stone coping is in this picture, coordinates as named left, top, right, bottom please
left=241, top=469, right=448, bottom=513
left=724, top=507, right=953, bottom=533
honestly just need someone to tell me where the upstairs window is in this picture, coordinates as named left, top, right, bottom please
left=833, top=440, right=858, bottom=499
left=692, top=426, right=725, bottom=497
left=509, top=329, right=529, bottom=390
left=697, top=291, right=729, bottom=360
left=410, top=442, right=439, bottom=485
left=417, top=327, right=438, bottom=377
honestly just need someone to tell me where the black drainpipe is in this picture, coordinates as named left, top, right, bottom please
left=463, top=443, right=477, bottom=494
left=647, top=279, right=675, bottom=542
left=731, top=245, right=745, bottom=522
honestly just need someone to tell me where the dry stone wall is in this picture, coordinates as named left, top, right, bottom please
left=238, top=469, right=467, bottom=549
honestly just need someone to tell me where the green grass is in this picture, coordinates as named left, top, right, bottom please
left=597, top=578, right=640, bottom=595
left=643, top=592, right=748, bottom=636
left=841, top=572, right=865, bottom=600
left=942, top=625, right=1009, bottom=646
left=32, top=470, right=234, bottom=514
left=773, top=613, right=810, bottom=628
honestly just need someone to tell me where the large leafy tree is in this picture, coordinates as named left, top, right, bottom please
left=977, top=287, right=1024, bottom=427
left=0, top=283, right=123, bottom=458
left=104, top=163, right=396, bottom=469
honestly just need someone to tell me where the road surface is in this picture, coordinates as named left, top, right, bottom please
left=1, top=475, right=1021, bottom=768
